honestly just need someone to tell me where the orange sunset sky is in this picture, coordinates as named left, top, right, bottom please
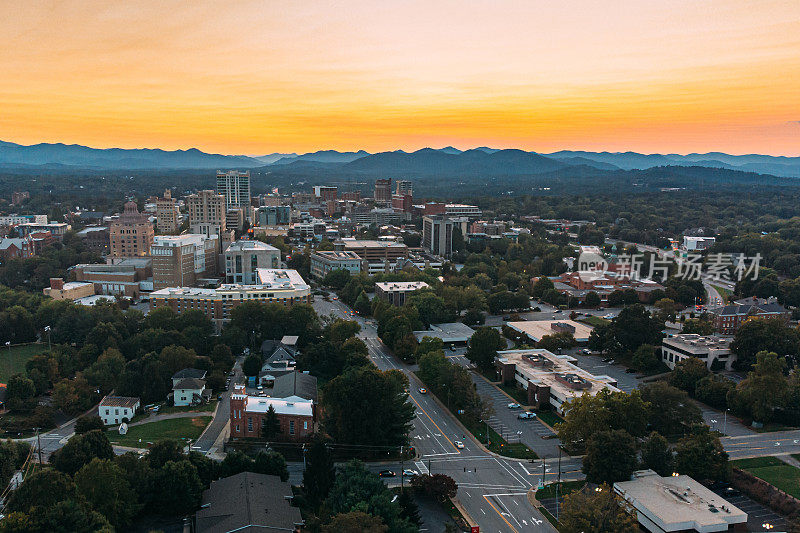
left=1, top=0, right=799, bottom=155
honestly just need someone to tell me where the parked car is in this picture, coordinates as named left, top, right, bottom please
left=378, top=470, right=396, bottom=478
left=454, top=441, right=465, bottom=449
left=402, top=469, right=419, bottom=477
left=603, top=314, right=615, bottom=319
left=580, top=348, right=591, bottom=355
left=625, top=368, right=637, bottom=373
left=507, top=402, right=521, bottom=409
left=518, top=411, right=537, bottom=420
left=418, top=388, right=427, bottom=394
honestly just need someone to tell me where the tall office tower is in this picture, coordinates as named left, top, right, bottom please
left=187, top=190, right=227, bottom=237
left=216, top=170, right=251, bottom=209
left=151, top=234, right=218, bottom=289
left=395, top=180, right=413, bottom=195
left=110, top=201, right=155, bottom=258
left=155, top=189, right=180, bottom=234
left=422, top=215, right=468, bottom=258
left=374, top=178, right=392, bottom=204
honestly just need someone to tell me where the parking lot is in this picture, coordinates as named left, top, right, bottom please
left=708, top=488, right=787, bottom=531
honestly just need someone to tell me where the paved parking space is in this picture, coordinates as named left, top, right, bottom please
left=712, top=492, right=787, bottom=531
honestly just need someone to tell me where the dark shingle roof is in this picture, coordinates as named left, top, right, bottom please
left=272, top=372, right=318, bottom=402
left=196, top=472, right=302, bottom=533
left=172, top=368, right=207, bottom=380
left=173, top=378, right=206, bottom=390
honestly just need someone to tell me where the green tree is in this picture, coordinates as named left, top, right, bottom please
left=75, top=415, right=105, bottom=434
left=5, top=374, right=36, bottom=412
left=631, top=344, right=660, bottom=372
left=537, top=331, right=577, bottom=353
left=694, top=374, right=734, bottom=410
left=415, top=336, right=444, bottom=359
left=261, top=405, right=281, bottom=440
left=50, top=430, right=114, bottom=476
left=151, top=460, right=203, bottom=515
left=731, top=319, right=800, bottom=370
left=531, top=276, right=554, bottom=299
left=353, top=291, right=372, bottom=316
left=6, top=469, right=76, bottom=514
left=409, top=473, right=458, bottom=502
left=727, top=350, right=788, bottom=424
left=584, top=291, right=601, bottom=308
left=242, top=354, right=262, bottom=377
left=682, top=318, right=715, bottom=335
left=322, top=511, right=388, bottom=533
left=640, top=381, right=702, bottom=437
left=302, top=438, right=336, bottom=510
left=147, top=439, right=185, bottom=469
left=560, top=486, right=638, bottom=533
left=669, top=357, right=709, bottom=395
left=323, top=268, right=352, bottom=290
left=654, top=298, right=677, bottom=322
left=466, top=327, right=505, bottom=371
left=674, top=426, right=730, bottom=481
left=74, top=458, right=139, bottom=530
left=582, top=429, right=638, bottom=484
left=322, top=367, right=415, bottom=447
left=640, top=432, right=673, bottom=476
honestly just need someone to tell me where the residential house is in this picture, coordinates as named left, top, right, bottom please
left=99, top=396, right=140, bottom=425
left=172, top=368, right=207, bottom=388
left=172, top=377, right=210, bottom=407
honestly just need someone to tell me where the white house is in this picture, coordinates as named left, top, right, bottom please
left=173, top=377, right=208, bottom=407
left=99, top=396, right=140, bottom=426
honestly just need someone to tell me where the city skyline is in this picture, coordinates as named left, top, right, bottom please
left=2, top=0, right=799, bottom=156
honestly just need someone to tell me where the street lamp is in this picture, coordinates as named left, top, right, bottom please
left=4, top=341, right=10, bottom=378
left=44, top=326, right=51, bottom=352
left=762, top=523, right=774, bottom=530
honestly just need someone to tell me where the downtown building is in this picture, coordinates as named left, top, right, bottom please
left=224, top=240, right=281, bottom=284
left=155, top=189, right=180, bottom=234
left=151, top=234, right=218, bottom=289
left=150, top=268, right=311, bottom=328
left=422, top=215, right=468, bottom=258
left=109, top=201, right=154, bottom=258
left=216, top=170, right=251, bottom=209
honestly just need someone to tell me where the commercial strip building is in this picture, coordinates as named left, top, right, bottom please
left=413, top=322, right=476, bottom=344
left=614, top=470, right=747, bottom=533
left=109, top=201, right=154, bottom=258
left=195, top=472, right=303, bottom=533
left=309, top=250, right=362, bottom=278
left=661, top=334, right=735, bottom=371
left=151, top=234, right=218, bottom=289
left=224, top=240, right=281, bottom=284
left=72, top=258, right=153, bottom=299
left=506, top=320, right=594, bottom=344
left=495, top=349, right=619, bottom=413
left=230, top=384, right=314, bottom=441
left=375, top=281, right=430, bottom=306
left=150, top=268, right=311, bottom=327
left=43, top=278, right=95, bottom=301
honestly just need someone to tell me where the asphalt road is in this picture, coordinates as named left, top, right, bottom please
left=314, top=297, right=564, bottom=532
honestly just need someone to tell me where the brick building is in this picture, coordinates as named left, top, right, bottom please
left=72, top=258, right=152, bottom=298
left=229, top=385, right=314, bottom=441
left=151, top=234, right=218, bottom=289
left=109, top=201, right=154, bottom=257
left=709, top=297, right=790, bottom=335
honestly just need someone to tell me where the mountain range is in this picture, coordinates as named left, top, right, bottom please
left=1, top=139, right=798, bottom=178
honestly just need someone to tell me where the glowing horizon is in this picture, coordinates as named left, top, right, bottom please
left=2, top=1, right=799, bottom=156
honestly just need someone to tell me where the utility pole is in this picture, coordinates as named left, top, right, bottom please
left=400, top=446, right=404, bottom=493
left=34, top=427, right=42, bottom=465
left=44, top=326, right=51, bottom=352
left=541, top=456, right=547, bottom=487
left=5, top=341, right=10, bottom=379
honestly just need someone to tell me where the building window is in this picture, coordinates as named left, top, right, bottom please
left=247, top=417, right=253, bottom=432
left=289, top=420, right=295, bottom=435
left=303, top=421, right=308, bottom=430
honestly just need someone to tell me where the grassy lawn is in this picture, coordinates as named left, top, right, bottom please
left=107, top=416, right=212, bottom=448
left=155, top=400, right=218, bottom=415
left=535, top=480, right=586, bottom=500
left=535, top=410, right=564, bottom=429
left=0, top=343, right=47, bottom=383
left=732, top=456, right=800, bottom=499
left=499, top=383, right=528, bottom=405
left=579, top=316, right=610, bottom=328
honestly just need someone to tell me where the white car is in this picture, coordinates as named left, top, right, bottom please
left=454, top=441, right=465, bottom=449
left=402, top=469, right=419, bottom=477
left=418, top=388, right=427, bottom=394
left=518, top=412, right=537, bottom=420
left=603, top=314, right=615, bottom=319
left=507, top=402, right=521, bottom=409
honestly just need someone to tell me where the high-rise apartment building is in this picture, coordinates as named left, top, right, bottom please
left=395, top=180, right=412, bottom=195
left=374, top=179, right=392, bottom=204
left=155, top=189, right=180, bottom=234
left=255, top=206, right=291, bottom=226
left=187, top=190, right=227, bottom=237
left=110, top=201, right=154, bottom=258
left=216, top=170, right=251, bottom=209
left=422, top=216, right=468, bottom=258
left=151, top=234, right=218, bottom=289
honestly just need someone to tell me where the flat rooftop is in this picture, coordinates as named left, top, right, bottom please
left=150, top=269, right=309, bottom=296
left=313, top=250, right=362, bottom=260
left=663, top=334, right=732, bottom=354
left=225, top=240, right=278, bottom=252
left=614, top=470, right=747, bottom=532
left=507, top=320, right=594, bottom=343
left=414, top=322, right=476, bottom=343
left=497, top=349, right=619, bottom=399
left=375, top=281, right=430, bottom=292
left=341, top=238, right=407, bottom=249
left=241, top=395, right=313, bottom=417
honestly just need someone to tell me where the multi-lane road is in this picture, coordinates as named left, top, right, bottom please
left=314, top=297, right=583, bottom=532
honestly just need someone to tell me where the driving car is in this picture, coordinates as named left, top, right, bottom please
left=518, top=411, right=537, bottom=420
left=418, top=388, right=427, bottom=394
left=454, top=441, right=465, bottom=449
left=507, top=402, right=521, bottom=409
left=603, top=314, right=615, bottom=319
left=378, top=470, right=396, bottom=478
left=402, top=469, right=419, bottom=477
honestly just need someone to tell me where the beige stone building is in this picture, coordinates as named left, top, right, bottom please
left=156, top=189, right=180, bottom=234
left=110, top=201, right=154, bottom=257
